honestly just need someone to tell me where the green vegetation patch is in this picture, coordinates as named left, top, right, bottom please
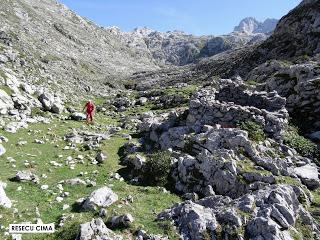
left=237, top=158, right=270, bottom=175
left=0, top=85, right=14, bottom=95
left=163, top=84, right=198, bottom=97
left=245, top=80, right=258, bottom=86
left=0, top=69, right=8, bottom=80
left=293, top=218, right=314, bottom=240
left=283, top=126, right=318, bottom=160
left=238, top=121, right=266, bottom=142
left=144, top=151, right=173, bottom=187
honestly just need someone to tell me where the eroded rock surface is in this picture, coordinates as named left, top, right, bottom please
left=81, top=187, right=118, bottom=210
left=76, top=218, right=122, bottom=240
left=158, top=185, right=319, bottom=240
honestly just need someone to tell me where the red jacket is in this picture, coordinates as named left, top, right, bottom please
left=85, top=102, right=95, bottom=113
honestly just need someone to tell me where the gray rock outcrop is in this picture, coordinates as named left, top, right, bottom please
left=108, top=214, right=134, bottom=228
left=38, top=92, right=64, bottom=114
left=158, top=185, right=319, bottom=240
left=95, top=151, right=107, bottom=164
left=294, top=164, right=320, bottom=190
left=64, top=130, right=109, bottom=150
left=234, top=17, right=278, bottom=35
left=15, top=170, right=39, bottom=184
left=0, top=89, right=14, bottom=115
left=247, top=60, right=320, bottom=132
left=0, top=182, right=12, bottom=208
left=81, top=187, right=118, bottom=210
left=187, top=80, right=288, bottom=139
left=158, top=201, right=217, bottom=240
left=76, top=218, right=122, bottom=240
left=70, top=112, right=87, bottom=121
left=135, top=230, right=168, bottom=240
left=132, top=80, right=319, bottom=198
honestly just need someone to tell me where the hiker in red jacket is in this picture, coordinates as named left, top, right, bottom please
left=83, top=100, right=95, bottom=124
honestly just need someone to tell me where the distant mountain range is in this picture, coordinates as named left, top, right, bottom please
left=106, top=17, right=278, bottom=66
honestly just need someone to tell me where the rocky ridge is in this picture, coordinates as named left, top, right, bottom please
left=120, top=79, right=320, bottom=239
left=112, top=17, right=277, bottom=66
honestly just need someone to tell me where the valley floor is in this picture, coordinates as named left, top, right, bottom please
left=0, top=102, right=181, bottom=240
left=1, top=83, right=320, bottom=240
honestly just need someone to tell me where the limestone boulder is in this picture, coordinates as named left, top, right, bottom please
left=82, top=187, right=118, bottom=210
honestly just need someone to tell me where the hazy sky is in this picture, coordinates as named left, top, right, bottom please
left=59, top=0, right=301, bottom=35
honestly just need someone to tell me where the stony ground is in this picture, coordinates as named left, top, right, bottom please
left=0, top=80, right=319, bottom=240
left=0, top=98, right=182, bottom=240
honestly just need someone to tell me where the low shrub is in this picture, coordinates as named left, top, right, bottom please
left=238, top=121, right=266, bottom=142
left=144, top=151, right=173, bottom=187
left=123, top=79, right=137, bottom=89
left=283, top=126, right=318, bottom=160
left=31, top=107, right=47, bottom=117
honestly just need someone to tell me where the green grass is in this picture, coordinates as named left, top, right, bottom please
left=162, top=85, right=198, bottom=97
left=123, top=102, right=156, bottom=116
left=0, top=85, right=14, bottom=95
left=238, top=121, right=266, bottom=142
left=289, top=227, right=303, bottom=240
left=309, top=189, right=320, bottom=225
left=0, top=109, right=180, bottom=239
left=245, top=80, right=258, bottom=86
left=275, top=176, right=301, bottom=186
left=237, top=158, right=270, bottom=175
left=283, top=126, right=318, bottom=159
left=0, top=69, right=8, bottom=81
left=292, top=218, right=314, bottom=240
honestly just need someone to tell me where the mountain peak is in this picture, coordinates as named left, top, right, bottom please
left=233, top=17, right=260, bottom=34
left=234, top=17, right=278, bottom=34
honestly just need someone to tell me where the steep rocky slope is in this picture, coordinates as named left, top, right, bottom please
left=196, top=0, right=320, bottom=77
left=0, top=0, right=158, bottom=96
left=254, top=0, right=320, bottom=60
